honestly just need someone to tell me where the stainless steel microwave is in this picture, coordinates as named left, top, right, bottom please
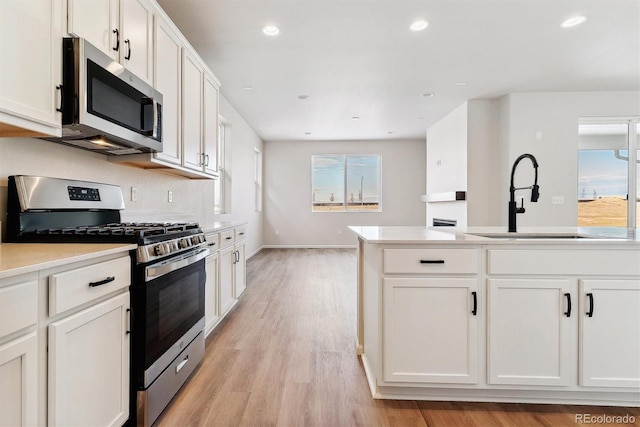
left=43, top=38, right=163, bottom=155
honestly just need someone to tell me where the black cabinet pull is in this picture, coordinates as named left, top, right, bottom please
left=225, top=236, right=232, bottom=240
left=471, top=291, right=477, bottom=316
left=420, top=260, right=445, bottom=264
left=89, top=276, right=115, bottom=287
left=124, top=39, right=131, bottom=60
left=564, top=293, right=572, bottom=317
left=586, top=293, right=594, bottom=317
left=126, top=308, right=131, bottom=335
left=56, top=85, right=64, bottom=112
left=112, top=29, right=120, bottom=51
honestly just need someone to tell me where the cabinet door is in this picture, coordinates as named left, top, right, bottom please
left=48, top=292, right=129, bottom=427
left=0, top=0, right=62, bottom=135
left=181, top=50, right=204, bottom=172
left=154, top=17, right=182, bottom=165
left=580, top=279, right=640, bottom=388
left=383, top=277, right=479, bottom=384
left=205, top=253, right=220, bottom=336
left=120, top=0, right=153, bottom=82
left=219, top=246, right=235, bottom=316
left=487, top=279, right=574, bottom=386
left=67, top=0, right=118, bottom=60
left=234, top=242, right=247, bottom=298
left=203, top=72, right=219, bottom=176
left=0, top=333, right=38, bottom=427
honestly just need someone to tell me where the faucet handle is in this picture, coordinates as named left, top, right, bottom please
left=516, top=198, right=526, bottom=214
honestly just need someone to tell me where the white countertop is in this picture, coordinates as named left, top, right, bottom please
left=0, top=243, right=137, bottom=279
left=203, top=221, right=247, bottom=234
left=348, top=225, right=640, bottom=245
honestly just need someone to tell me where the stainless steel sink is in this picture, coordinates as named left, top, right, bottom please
left=469, top=232, right=590, bottom=239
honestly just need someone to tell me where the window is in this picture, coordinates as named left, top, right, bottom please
left=311, top=154, right=381, bottom=212
left=214, top=118, right=230, bottom=214
left=578, top=119, right=639, bottom=227
left=254, top=148, right=263, bottom=212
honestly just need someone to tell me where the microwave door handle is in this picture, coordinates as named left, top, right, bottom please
left=151, top=98, right=159, bottom=139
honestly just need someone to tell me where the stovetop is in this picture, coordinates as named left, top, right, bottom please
left=31, top=222, right=201, bottom=240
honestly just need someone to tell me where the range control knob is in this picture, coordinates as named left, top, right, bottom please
left=179, top=238, right=190, bottom=249
left=191, top=235, right=201, bottom=245
left=154, top=244, right=166, bottom=256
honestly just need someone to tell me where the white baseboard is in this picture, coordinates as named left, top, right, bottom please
left=247, top=246, right=264, bottom=259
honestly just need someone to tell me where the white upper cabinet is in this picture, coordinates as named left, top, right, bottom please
left=68, top=0, right=154, bottom=83
left=0, top=0, right=63, bottom=137
left=203, top=71, right=220, bottom=176
left=181, top=49, right=205, bottom=172
left=154, top=17, right=182, bottom=165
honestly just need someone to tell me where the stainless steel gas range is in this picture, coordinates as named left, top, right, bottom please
left=6, top=175, right=207, bottom=427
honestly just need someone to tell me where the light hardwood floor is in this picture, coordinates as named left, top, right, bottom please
left=156, top=248, right=640, bottom=427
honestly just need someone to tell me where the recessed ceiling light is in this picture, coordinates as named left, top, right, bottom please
left=305, top=132, right=311, bottom=135
left=297, top=95, right=310, bottom=100
left=410, top=20, right=429, bottom=31
left=387, top=131, right=394, bottom=134
left=351, top=116, right=360, bottom=120
left=242, top=85, right=254, bottom=90
left=455, top=81, right=467, bottom=86
left=561, top=15, right=587, bottom=28
left=416, top=116, right=425, bottom=120
left=262, top=25, right=280, bottom=36
left=422, top=92, right=434, bottom=98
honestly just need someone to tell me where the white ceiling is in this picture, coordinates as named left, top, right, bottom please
left=156, top=0, right=640, bottom=142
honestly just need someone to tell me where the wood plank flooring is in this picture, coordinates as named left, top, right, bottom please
left=156, top=248, right=640, bottom=427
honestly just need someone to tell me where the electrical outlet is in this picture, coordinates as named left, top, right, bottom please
left=274, top=229, right=279, bottom=236
left=168, top=190, right=173, bottom=203
left=338, top=229, right=343, bottom=235
left=552, top=196, right=564, bottom=205
left=131, top=187, right=137, bottom=202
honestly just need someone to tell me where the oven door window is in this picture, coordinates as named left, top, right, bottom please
left=144, top=258, right=205, bottom=369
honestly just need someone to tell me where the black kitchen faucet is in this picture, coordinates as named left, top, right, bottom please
left=508, top=153, right=540, bottom=233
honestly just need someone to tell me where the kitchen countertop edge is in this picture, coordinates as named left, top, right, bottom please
left=348, top=226, right=640, bottom=245
left=0, top=243, right=138, bottom=280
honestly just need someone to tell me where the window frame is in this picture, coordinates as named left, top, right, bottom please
left=311, top=154, right=382, bottom=213
left=578, top=117, right=639, bottom=228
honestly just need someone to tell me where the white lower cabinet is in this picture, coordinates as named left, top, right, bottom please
left=487, top=278, right=574, bottom=386
left=233, top=241, right=246, bottom=298
left=219, top=245, right=235, bottom=316
left=0, top=332, right=38, bottom=427
left=579, top=279, right=640, bottom=388
left=48, top=292, right=130, bottom=427
left=383, top=277, right=479, bottom=384
left=204, top=251, right=220, bottom=335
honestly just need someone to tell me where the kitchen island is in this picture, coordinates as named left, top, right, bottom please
left=349, top=226, right=640, bottom=407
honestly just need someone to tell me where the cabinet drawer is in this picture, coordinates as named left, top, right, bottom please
left=219, top=229, right=235, bottom=249
left=205, top=232, right=220, bottom=252
left=488, top=249, right=640, bottom=276
left=235, top=226, right=246, bottom=242
left=384, top=248, right=479, bottom=274
left=0, top=280, right=37, bottom=338
left=49, top=256, right=131, bottom=316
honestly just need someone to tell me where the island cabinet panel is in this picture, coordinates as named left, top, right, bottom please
left=487, top=279, right=574, bottom=386
left=488, top=249, right=640, bottom=276
left=579, top=279, right=640, bottom=388
left=383, top=277, right=480, bottom=384
left=384, top=248, right=478, bottom=274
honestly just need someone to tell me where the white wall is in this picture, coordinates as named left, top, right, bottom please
left=500, top=91, right=640, bottom=226
left=0, top=94, right=264, bottom=256
left=263, top=139, right=425, bottom=246
left=425, top=100, right=501, bottom=227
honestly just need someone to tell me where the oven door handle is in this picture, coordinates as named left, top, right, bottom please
left=145, top=247, right=210, bottom=282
